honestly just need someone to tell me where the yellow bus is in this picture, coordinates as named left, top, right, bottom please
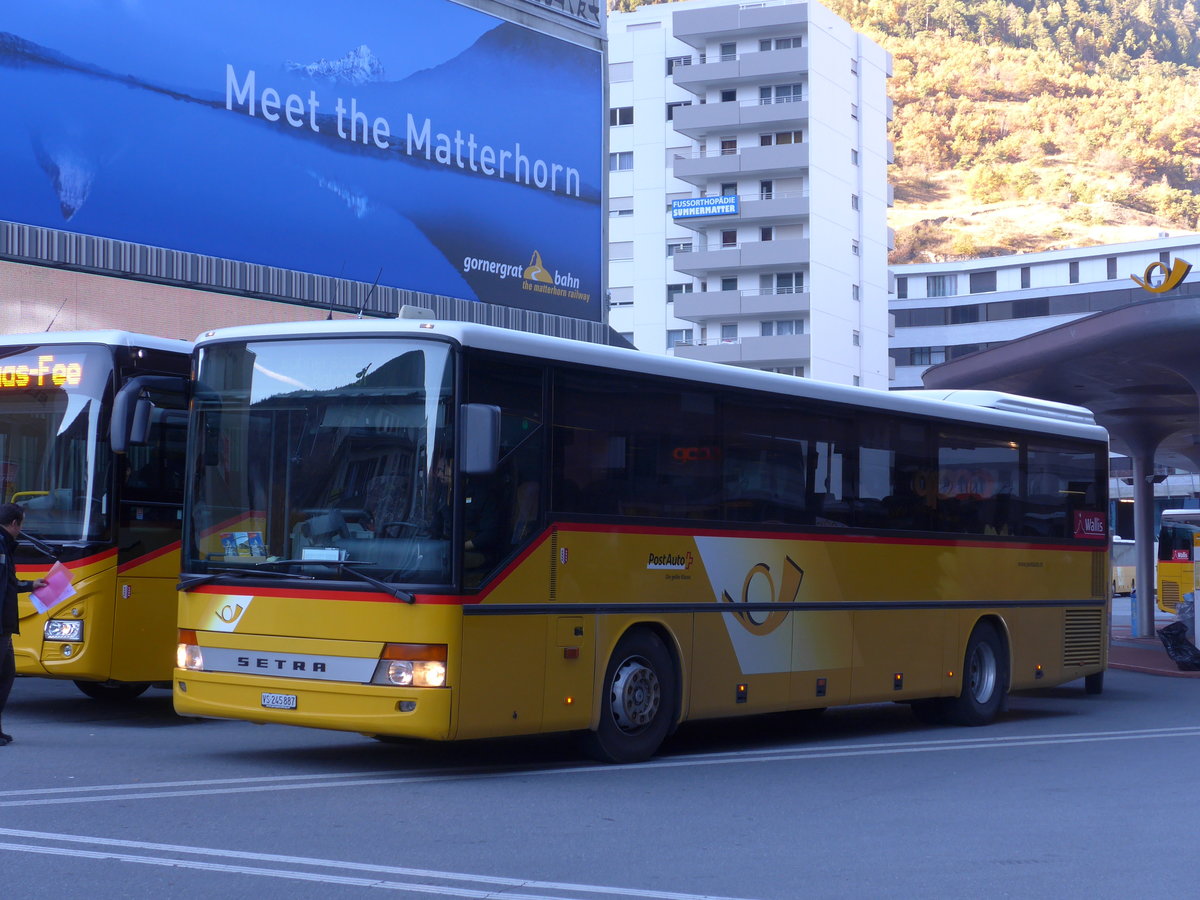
left=174, top=319, right=1110, bottom=761
left=3, top=331, right=190, bottom=700
left=1157, top=509, right=1200, bottom=613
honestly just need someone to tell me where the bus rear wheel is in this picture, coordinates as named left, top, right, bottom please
left=73, top=680, right=150, bottom=702
left=582, top=629, right=676, bottom=764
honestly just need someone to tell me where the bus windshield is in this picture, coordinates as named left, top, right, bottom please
left=186, top=337, right=455, bottom=586
left=0, top=344, right=114, bottom=542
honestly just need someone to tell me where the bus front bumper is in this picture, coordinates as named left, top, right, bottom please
left=173, top=669, right=454, bottom=740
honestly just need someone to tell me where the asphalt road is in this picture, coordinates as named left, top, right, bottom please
left=2, top=670, right=1198, bottom=899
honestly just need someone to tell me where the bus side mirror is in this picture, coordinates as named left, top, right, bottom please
left=112, top=375, right=186, bottom=454
left=460, top=403, right=500, bottom=475
left=129, top=397, right=154, bottom=446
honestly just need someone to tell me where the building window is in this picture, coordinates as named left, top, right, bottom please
left=762, top=272, right=804, bottom=294
left=910, top=347, right=947, bottom=366
left=721, top=323, right=738, bottom=342
left=1013, top=297, right=1050, bottom=318
left=1069, top=260, right=1080, bottom=284
left=759, top=83, right=803, bottom=104
left=969, top=271, right=997, bottom=293
left=609, top=151, right=633, bottom=171
left=721, top=230, right=737, bottom=248
left=852, top=283, right=861, bottom=300
left=609, top=197, right=633, bottom=217
left=666, top=240, right=692, bottom=256
left=854, top=376, right=861, bottom=386
left=851, top=194, right=860, bottom=210
left=950, top=304, right=981, bottom=324
left=609, top=106, right=633, bottom=126
left=760, top=180, right=774, bottom=200
left=851, top=103, right=859, bottom=119
left=721, top=277, right=738, bottom=292
left=719, top=42, right=737, bottom=61
left=851, top=148, right=860, bottom=165
left=760, top=130, right=803, bottom=146
left=761, top=319, right=804, bottom=336
left=720, top=88, right=737, bottom=103
left=719, top=137, right=737, bottom=156
left=666, top=283, right=693, bottom=303
left=666, top=55, right=691, bottom=75
left=760, top=37, right=801, bottom=51
left=1107, top=256, right=1118, bottom=279
left=765, top=365, right=804, bottom=377
left=666, top=329, right=693, bottom=350
left=608, top=287, right=634, bottom=307
left=720, top=181, right=737, bottom=196
left=850, top=58, right=859, bottom=74
left=609, top=61, right=632, bottom=82
left=760, top=227, right=774, bottom=242
left=896, top=276, right=908, bottom=299
left=1020, top=266, right=1031, bottom=289
left=1160, top=251, right=1171, bottom=265
left=926, top=274, right=958, bottom=297
left=666, top=100, right=692, bottom=121
left=851, top=240, right=860, bottom=256
left=852, top=330, right=861, bottom=347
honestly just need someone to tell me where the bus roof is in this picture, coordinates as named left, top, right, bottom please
left=0, top=330, right=191, bottom=354
left=193, top=318, right=1109, bottom=443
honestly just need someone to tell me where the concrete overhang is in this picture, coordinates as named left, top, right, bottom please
left=922, top=296, right=1200, bottom=470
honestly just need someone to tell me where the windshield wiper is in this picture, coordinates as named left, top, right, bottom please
left=177, top=566, right=316, bottom=591
left=259, top=559, right=415, bottom=603
left=18, top=531, right=59, bottom=561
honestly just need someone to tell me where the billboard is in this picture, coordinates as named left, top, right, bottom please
left=0, top=0, right=603, bottom=320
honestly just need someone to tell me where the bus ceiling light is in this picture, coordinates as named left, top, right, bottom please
left=44, top=619, right=83, bottom=642
left=373, top=643, right=447, bottom=687
left=177, top=629, right=203, bottom=671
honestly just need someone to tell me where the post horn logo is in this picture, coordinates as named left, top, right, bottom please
left=523, top=251, right=553, bottom=285
left=216, top=603, right=245, bottom=624
left=1131, top=257, right=1192, bottom=293
left=722, top=556, right=803, bottom=636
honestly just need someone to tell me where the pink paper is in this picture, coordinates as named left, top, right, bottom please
left=30, top=561, right=76, bottom=615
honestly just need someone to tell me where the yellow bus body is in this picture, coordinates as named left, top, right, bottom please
left=175, top=526, right=1108, bottom=740
left=15, top=545, right=181, bottom=684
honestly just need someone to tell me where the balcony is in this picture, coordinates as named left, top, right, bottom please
left=671, top=191, right=809, bottom=233
left=673, top=238, right=810, bottom=275
left=672, top=97, right=808, bottom=139
left=672, top=48, right=809, bottom=94
left=673, top=1, right=809, bottom=49
left=673, top=333, right=811, bottom=365
left=674, top=289, right=810, bottom=320
left=671, top=143, right=809, bottom=184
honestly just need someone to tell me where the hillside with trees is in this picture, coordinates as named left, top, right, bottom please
left=611, top=0, right=1200, bottom=262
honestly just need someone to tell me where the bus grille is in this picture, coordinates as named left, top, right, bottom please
left=1160, top=581, right=1180, bottom=612
left=1092, top=553, right=1107, bottom=599
left=1064, top=608, right=1104, bottom=668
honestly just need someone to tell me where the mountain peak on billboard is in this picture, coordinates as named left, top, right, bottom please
left=286, top=45, right=385, bottom=85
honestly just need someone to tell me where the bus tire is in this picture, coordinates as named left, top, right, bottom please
left=943, top=622, right=1008, bottom=726
left=73, top=680, right=151, bottom=702
left=582, top=629, right=676, bottom=764
left=1084, top=670, right=1104, bottom=695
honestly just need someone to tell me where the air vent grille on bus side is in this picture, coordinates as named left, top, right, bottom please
left=1160, top=581, right=1181, bottom=612
left=1092, top=553, right=1107, bottom=600
left=1063, top=608, right=1104, bottom=668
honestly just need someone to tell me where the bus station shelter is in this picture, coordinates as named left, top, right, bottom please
left=922, top=295, right=1200, bottom=638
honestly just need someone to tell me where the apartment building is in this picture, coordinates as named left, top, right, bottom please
left=890, top=233, right=1200, bottom=388
left=607, top=0, right=893, bottom=387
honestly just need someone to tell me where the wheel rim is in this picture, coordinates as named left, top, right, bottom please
left=609, top=655, right=661, bottom=734
left=967, top=641, right=997, bottom=704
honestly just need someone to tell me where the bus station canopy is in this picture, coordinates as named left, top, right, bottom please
left=921, top=295, right=1200, bottom=471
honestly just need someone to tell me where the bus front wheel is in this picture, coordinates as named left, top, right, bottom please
left=73, top=680, right=150, bottom=702
left=944, top=622, right=1008, bottom=726
left=582, top=629, right=676, bottom=764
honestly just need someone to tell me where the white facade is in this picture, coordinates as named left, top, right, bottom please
left=890, top=233, right=1200, bottom=388
left=606, top=0, right=893, bottom=388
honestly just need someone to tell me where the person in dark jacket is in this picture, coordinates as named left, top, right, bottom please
left=0, top=502, right=47, bottom=746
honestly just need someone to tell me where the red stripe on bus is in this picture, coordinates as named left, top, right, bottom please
left=117, top=540, right=182, bottom=573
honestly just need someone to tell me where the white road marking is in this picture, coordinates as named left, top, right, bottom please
left=0, top=829, right=760, bottom=900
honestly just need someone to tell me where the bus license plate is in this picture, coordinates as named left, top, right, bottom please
left=261, top=692, right=297, bottom=710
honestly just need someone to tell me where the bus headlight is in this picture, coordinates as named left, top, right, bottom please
left=372, top=644, right=447, bottom=687
left=44, top=619, right=83, bottom=642
left=177, top=629, right=203, bottom=671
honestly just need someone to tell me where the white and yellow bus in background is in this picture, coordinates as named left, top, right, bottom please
left=1157, top=509, right=1200, bottom=612
left=174, top=318, right=1109, bottom=762
left=2, top=331, right=190, bottom=700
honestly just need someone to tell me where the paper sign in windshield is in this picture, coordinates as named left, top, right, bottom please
left=30, top=561, right=76, bottom=614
